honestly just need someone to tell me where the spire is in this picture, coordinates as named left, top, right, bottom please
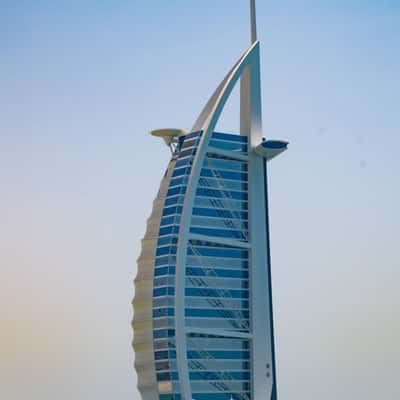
left=240, top=0, right=261, bottom=138
left=250, top=0, right=257, bottom=43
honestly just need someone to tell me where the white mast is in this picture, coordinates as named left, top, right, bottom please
left=240, top=0, right=262, bottom=139
left=250, top=0, right=258, bottom=43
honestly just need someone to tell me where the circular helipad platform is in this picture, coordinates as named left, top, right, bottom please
left=150, top=128, right=186, bottom=138
left=149, top=128, right=187, bottom=147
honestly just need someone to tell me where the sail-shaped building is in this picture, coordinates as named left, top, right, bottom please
left=132, top=1, right=288, bottom=399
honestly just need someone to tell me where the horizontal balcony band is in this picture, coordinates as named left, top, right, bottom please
left=185, top=327, right=252, bottom=339
left=207, top=148, right=249, bottom=162
left=188, top=233, right=251, bottom=249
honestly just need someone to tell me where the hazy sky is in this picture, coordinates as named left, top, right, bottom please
left=1, top=1, right=399, bottom=399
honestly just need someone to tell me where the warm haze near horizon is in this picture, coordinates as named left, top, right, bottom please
left=1, top=1, right=399, bottom=399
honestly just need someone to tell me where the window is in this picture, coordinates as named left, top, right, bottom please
left=200, top=168, right=247, bottom=181
left=187, top=350, right=250, bottom=360
left=209, top=140, right=248, bottom=153
left=162, top=206, right=183, bottom=217
left=184, top=308, right=249, bottom=319
left=175, top=157, right=193, bottom=168
left=190, top=226, right=247, bottom=240
left=185, top=288, right=248, bottom=299
left=192, top=207, right=248, bottom=219
left=212, top=132, right=248, bottom=143
left=204, top=155, right=248, bottom=172
left=172, top=167, right=191, bottom=177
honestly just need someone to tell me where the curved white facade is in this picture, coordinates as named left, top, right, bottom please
left=133, top=159, right=179, bottom=400
left=133, top=2, right=287, bottom=399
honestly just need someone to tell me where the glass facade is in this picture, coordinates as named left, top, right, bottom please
left=152, top=131, right=252, bottom=400
left=152, top=132, right=201, bottom=399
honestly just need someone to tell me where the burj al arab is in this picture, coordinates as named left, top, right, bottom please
left=132, top=1, right=288, bottom=399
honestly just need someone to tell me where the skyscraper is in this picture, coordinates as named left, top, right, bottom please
left=132, top=1, right=288, bottom=399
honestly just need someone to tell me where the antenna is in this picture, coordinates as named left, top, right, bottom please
left=250, top=0, right=257, bottom=43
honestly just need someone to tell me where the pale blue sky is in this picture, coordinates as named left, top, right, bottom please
left=1, top=1, right=399, bottom=399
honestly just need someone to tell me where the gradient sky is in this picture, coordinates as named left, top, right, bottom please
left=1, top=1, right=399, bottom=399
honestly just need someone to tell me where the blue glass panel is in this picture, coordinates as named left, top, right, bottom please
left=154, top=276, right=174, bottom=287
left=198, top=177, right=248, bottom=191
left=160, top=215, right=180, bottom=227
left=159, top=395, right=176, bottom=400
left=164, top=196, right=184, bottom=207
left=156, top=246, right=177, bottom=256
left=185, top=309, right=249, bottom=318
left=186, top=277, right=248, bottom=289
left=160, top=396, right=181, bottom=400
left=191, top=215, right=248, bottom=229
left=212, top=132, right=248, bottom=143
left=169, top=176, right=188, bottom=187
left=153, top=276, right=167, bottom=287
left=153, top=329, right=175, bottom=339
left=185, top=298, right=249, bottom=310
left=157, top=236, right=178, bottom=247
left=179, top=148, right=196, bottom=158
left=167, top=186, right=187, bottom=197
left=200, top=169, right=247, bottom=181
left=189, top=227, right=247, bottom=240
left=167, top=371, right=179, bottom=381
left=186, top=256, right=248, bottom=269
left=187, top=247, right=247, bottom=259
left=184, top=131, right=202, bottom=140
left=155, top=351, right=169, bottom=360
left=187, top=334, right=250, bottom=347
left=153, top=308, right=175, bottom=318
left=190, top=239, right=244, bottom=248
left=196, top=188, right=248, bottom=201
left=188, top=371, right=250, bottom=380
left=204, top=156, right=248, bottom=172
left=172, top=167, right=191, bottom=177
left=155, top=266, right=169, bottom=276
left=159, top=226, right=179, bottom=236
left=155, top=256, right=176, bottom=266
left=153, top=338, right=170, bottom=349
left=153, top=297, right=174, bottom=308
left=182, top=137, right=199, bottom=147
left=187, top=350, right=249, bottom=359
left=155, top=350, right=176, bottom=360
left=155, top=266, right=176, bottom=276
left=153, top=287, right=175, bottom=297
left=192, top=207, right=248, bottom=219
left=209, top=140, right=248, bottom=152
left=194, top=197, right=248, bottom=210
left=163, top=206, right=183, bottom=217
left=181, top=138, right=200, bottom=150
left=186, top=267, right=248, bottom=279
left=185, top=288, right=248, bottom=298
left=153, top=287, right=167, bottom=297
left=175, top=157, right=193, bottom=168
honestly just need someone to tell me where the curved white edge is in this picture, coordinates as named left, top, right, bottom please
left=191, top=51, right=249, bottom=133
left=174, top=41, right=261, bottom=400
